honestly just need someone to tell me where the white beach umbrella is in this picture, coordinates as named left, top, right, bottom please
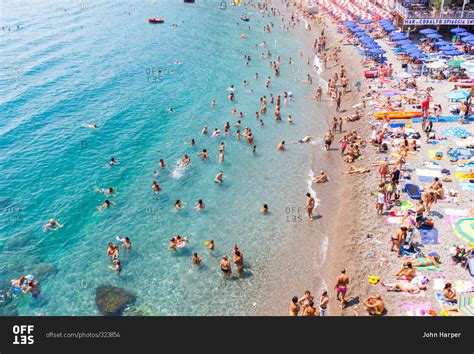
left=426, top=61, right=447, bottom=69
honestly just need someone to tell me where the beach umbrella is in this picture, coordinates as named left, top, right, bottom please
left=355, top=32, right=370, bottom=37
left=445, top=89, right=470, bottom=101
left=395, top=39, right=413, bottom=45
left=452, top=218, right=474, bottom=246
left=459, top=31, right=473, bottom=37
left=451, top=27, right=467, bottom=34
left=307, top=5, right=318, bottom=15
left=343, top=21, right=357, bottom=27
left=447, top=59, right=465, bottom=67
left=369, top=48, right=386, bottom=55
left=352, top=27, right=366, bottom=33
left=426, top=61, right=447, bottom=69
left=461, top=35, right=474, bottom=42
left=378, top=19, right=392, bottom=24
left=444, top=50, right=463, bottom=56
left=360, top=19, right=372, bottom=25
left=433, top=41, right=450, bottom=47
left=427, top=33, right=443, bottom=39
left=440, top=46, right=456, bottom=51
left=419, top=28, right=437, bottom=35
left=384, top=26, right=398, bottom=32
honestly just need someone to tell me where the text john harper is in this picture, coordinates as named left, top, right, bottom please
left=422, top=331, right=462, bottom=339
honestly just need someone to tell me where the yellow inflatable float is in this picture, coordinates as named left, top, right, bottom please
left=374, top=112, right=422, bottom=119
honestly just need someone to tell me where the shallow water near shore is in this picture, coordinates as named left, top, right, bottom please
left=0, top=1, right=331, bottom=315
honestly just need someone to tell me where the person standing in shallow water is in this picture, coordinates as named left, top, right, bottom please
left=305, top=192, right=315, bottom=220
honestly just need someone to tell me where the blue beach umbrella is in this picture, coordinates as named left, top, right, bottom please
left=355, top=32, right=370, bottom=37
left=451, top=27, right=467, bottom=34
left=433, top=41, right=450, bottom=47
left=440, top=45, right=456, bottom=51
left=378, top=19, right=392, bottom=24
left=427, top=33, right=443, bottom=39
left=352, top=27, right=365, bottom=33
left=343, top=21, right=357, bottom=27
left=445, top=50, right=463, bottom=56
left=468, top=40, right=474, bottom=46
left=459, top=31, right=473, bottom=37
left=369, top=48, right=386, bottom=55
left=446, top=89, right=469, bottom=101
left=360, top=19, right=372, bottom=25
left=396, top=39, right=413, bottom=46
left=461, top=35, right=474, bottom=42
left=420, top=28, right=437, bottom=35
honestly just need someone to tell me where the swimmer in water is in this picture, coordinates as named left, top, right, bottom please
left=253, top=145, right=256, bottom=154
left=174, top=59, right=182, bottom=65
left=109, top=157, right=118, bottom=165
left=296, top=136, right=314, bottom=144
left=260, top=204, right=269, bottom=213
left=215, top=171, right=223, bottom=183
left=43, top=219, right=64, bottom=231
left=182, top=154, right=190, bottom=166
left=159, top=159, right=166, bottom=168
left=228, top=92, right=235, bottom=101
left=201, top=125, right=208, bottom=134
left=194, top=199, right=205, bottom=210
left=119, top=237, right=132, bottom=249
left=109, top=259, right=122, bottom=272
left=220, top=255, right=232, bottom=275
left=207, top=240, right=215, bottom=255
left=175, top=199, right=184, bottom=210
left=96, top=187, right=115, bottom=196
left=227, top=85, right=235, bottom=91
left=212, top=129, right=221, bottom=137
left=152, top=180, right=161, bottom=193
left=85, top=123, right=98, bottom=129
left=218, top=151, right=224, bottom=164
left=211, top=99, right=217, bottom=106
left=287, top=115, right=293, bottom=124
left=277, top=141, right=286, bottom=151
left=97, top=199, right=116, bottom=211
left=198, top=149, right=209, bottom=160
left=243, top=80, right=249, bottom=87
left=192, top=252, right=202, bottom=265
left=167, top=108, right=174, bottom=113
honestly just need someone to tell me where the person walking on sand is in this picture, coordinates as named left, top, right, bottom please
left=334, top=268, right=349, bottom=309
left=305, top=192, right=315, bottom=221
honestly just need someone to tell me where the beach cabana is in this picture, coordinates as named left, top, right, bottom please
left=445, top=89, right=470, bottom=101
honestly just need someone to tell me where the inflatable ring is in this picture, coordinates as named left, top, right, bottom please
left=368, top=275, right=380, bottom=285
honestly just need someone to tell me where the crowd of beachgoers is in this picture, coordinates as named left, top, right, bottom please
left=6, top=0, right=474, bottom=317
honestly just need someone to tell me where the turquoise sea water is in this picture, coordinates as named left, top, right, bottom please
left=0, top=0, right=329, bottom=315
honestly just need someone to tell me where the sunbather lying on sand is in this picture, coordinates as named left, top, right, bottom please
left=342, top=166, right=370, bottom=175
left=381, top=282, right=427, bottom=294
left=411, top=255, right=441, bottom=268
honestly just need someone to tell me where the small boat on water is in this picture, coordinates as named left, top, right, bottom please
left=240, top=15, right=250, bottom=21
left=148, top=18, right=164, bottom=23
left=184, top=0, right=195, bottom=2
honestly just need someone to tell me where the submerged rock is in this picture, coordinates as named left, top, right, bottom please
left=95, top=285, right=136, bottom=316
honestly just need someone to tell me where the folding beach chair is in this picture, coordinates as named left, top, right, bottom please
left=457, top=293, right=474, bottom=316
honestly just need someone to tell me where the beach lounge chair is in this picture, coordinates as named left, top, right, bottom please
left=457, top=293, right=474, bottom=316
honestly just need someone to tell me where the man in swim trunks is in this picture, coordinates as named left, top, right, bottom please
left=192, top=252, right=202, bottom=265
left=319, top=290, right=329, bottom=316
left=334, top=268, right=349, bottom=309
left=324, top=131, right=333, bottom=151
left=220, top=255, right=232, bottom=276
left=313, top=170, right=328, bottom=183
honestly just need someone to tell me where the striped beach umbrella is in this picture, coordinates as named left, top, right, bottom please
left=452, top=218, right=474, bottom=246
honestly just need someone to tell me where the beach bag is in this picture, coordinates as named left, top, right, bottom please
left=410, top=132, right=421, bottom=139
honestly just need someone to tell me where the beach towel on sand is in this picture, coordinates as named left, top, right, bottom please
left=419, top=227, right=439, bottom=245
left=416, top=169, right=443, bottom=178
left=386, top=216, right=404, bottom=224
left=460, top=183, right=474, bottom=191
left=418, top=175, right=435, bottom=183
left=435, top=293, right=457, bottom=307
left=455, top=171, right=474, bottom=180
